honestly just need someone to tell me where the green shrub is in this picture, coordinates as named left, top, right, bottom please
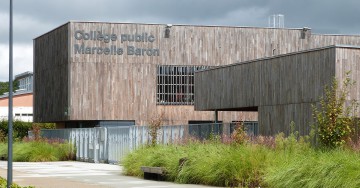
left=0, top=120, right=55, bottom=141
left=0, top=130, right=5, bottom=142
left=0, top=120, right=32, bottom=141
left=312, top=72, right=359, bottom=148
left=31, top=123, right=55, bottom=129
left=0, top=142, right=7, bottom=159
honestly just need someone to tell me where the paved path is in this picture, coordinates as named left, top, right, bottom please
left=0, top=161, right=217, bottom=188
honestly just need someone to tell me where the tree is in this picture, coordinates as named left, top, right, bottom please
left=0, top=81, right=19, bottom=95
left=312, top=72, right=359, bottom=148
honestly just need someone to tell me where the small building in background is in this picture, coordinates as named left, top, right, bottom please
left=15, top=71, right=33, bottom=92
left=0, top=72, right=33, bottom=122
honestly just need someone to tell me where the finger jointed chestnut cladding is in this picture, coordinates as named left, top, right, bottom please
left=34, top=21, right=360, bottom=130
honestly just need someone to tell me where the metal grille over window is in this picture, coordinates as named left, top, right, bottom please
left=157, top=65, right=210, bottom=105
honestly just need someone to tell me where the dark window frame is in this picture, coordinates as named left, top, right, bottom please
left=156, top=65, right=210, bottom=105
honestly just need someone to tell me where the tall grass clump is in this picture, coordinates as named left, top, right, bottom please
left=0, top=140, right=74, bottom=162
left=122, top=144, right=186, bottom=180
left=0, top=128, right=75, bottom=163
left=123, top=130, right=360, bottom=187
left=123, top=140, right=272, bottom=187
left=265, top=149, right=360, bottom=187
left=176, top=143, right=269, bottom=187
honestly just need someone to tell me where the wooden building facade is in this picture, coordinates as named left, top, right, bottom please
left=195, top=45, right=360, bottom=135
left=34, top=21, right=360, bottom=128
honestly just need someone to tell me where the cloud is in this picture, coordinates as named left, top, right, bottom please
left=197, top=7, right=270, bottom=27
left=1, top=0, right=359, bottom=45
left=0, top=12, right=59, bottom=44
left=0, top=44, right=33, bottom=82
left=0, top=0, right=253, bottom=24
left=265, top=0, right=360, bottom=34
left=0, top=0, right=359, bottom=82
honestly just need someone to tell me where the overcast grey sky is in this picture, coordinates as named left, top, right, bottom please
left=0, top=0, right=359, bottom=81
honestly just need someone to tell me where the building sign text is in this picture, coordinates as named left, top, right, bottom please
left=73, top=30, right=160, bottom=56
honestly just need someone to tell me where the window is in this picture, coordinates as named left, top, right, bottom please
left=157, top=65, right=210, bottom=105
left=18, top=75, right=33, bottom=91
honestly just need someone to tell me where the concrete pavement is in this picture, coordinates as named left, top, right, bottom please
left=0, top=161, right=217, bottom=188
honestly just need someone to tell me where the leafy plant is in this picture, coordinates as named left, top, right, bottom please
left=0, top=119, right=32, bottom=141
left=230, top=122, right=249, bottom=145
left=0, top=176, right=34, bottom=188
left=312, top=71, right=359, bottom=148
left=0, top=130, right=5, bottom=142
left=0, top=120, right=55, bottom=142
left=147, top=113, right=164, bottom=146
left=0, top=80, right=19, bottom=95
left=30, top=124, right=41, bottom=141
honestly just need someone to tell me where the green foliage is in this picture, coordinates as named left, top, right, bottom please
left=0, top=120, right=55, bottom=141
left=0, top=120, right=32, bottom=141
left=265, top=149, right=360, bottom=188
left=0, top=121, right=69, bottom=162
left=0, top=81, right=19, bottom=95
left=208, top=132, right=221, bottom=143
left=0, top=140, right=75, bottom=162
left=0, top=130, right=6, bottom=142
left=123, top=130, right=360, bottom=187
left=123, top=141, right=270, bottom=187
left=275, top=122, right=311, bottom=153
left=0, top=176, right=34, bottom=188
left=123, top=145, right=186, bottom=180
left=32, top=123, right=56, bottom=129
left=312, top=72, right=359, bottom=148
left=176, top=143, right=268, bottom=187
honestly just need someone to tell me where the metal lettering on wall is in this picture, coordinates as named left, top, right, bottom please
left=73, top=30, right=160, bottom=56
